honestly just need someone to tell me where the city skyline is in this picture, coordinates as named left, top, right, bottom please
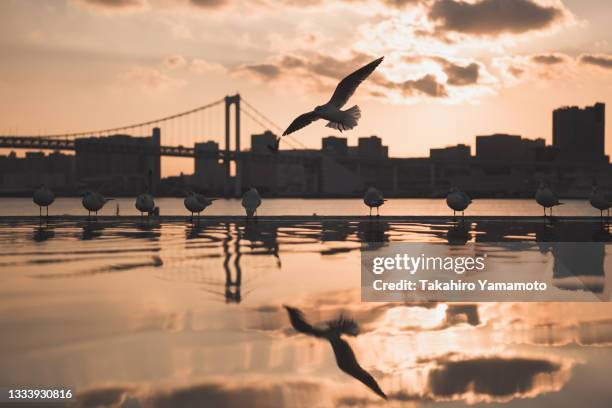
left=0, top=0, right=611, bottom=178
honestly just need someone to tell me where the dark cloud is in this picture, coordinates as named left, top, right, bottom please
left=435, top=57, right=480, bottom=85
left=75, top=379, right=325, bottom=408
left=189, top=0, right=229, bottom=8
left=402, top=55, right=482, bottom=86
left=531, top=53, right=569, bottom=65
left=399, top=74, right=448, bottom=97
left=429, top=0, right=567, bottom=37
left=382, top=0, right=424, bottom=8
left=239, top=52, right=451, bottom=99
left=579, top=53, right=612, bottom=70
left=427, top=356, right=564, bottom=398
left=76, top=386, right=134, bottom=407
left=73, top=0, right=147, bottom=11
left=240, top=63, right=283, bottom=80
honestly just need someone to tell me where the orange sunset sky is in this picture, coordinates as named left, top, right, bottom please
left=0, top=0, right=610, bottom=177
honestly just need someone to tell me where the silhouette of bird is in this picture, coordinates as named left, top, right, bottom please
left=135, top=192, right=155, bottom=218
left=242, top=188, right=262, bottom=218
left=271, top=57, right=384, bottom=151
left=283, top=305, right=387, bottom=400
left=446, top=187, right=471, bottom=220
left=363, top=187, right=386, bottom=216
left=535, top=181, right=563, bottom=218
left=184, top=191, right=215, bottom=221
left=82, top=191, right=112, bottom=219
left=33, top=184, right=55, bottom=219
left=589, top=185, right=612, bottom=222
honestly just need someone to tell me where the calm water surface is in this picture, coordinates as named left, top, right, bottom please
left=0, top=197, right=604, bottom=217
left=1, top=218, right=611, bottom=407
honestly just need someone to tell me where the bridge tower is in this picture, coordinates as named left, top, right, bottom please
left=225, top=94, right=241, bottom=197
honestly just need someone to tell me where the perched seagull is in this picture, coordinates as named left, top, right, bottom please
left=283, top=305, right=387, bottom=400
left=535, top=182, right=563, bottom=218
left=135, top=191, right=155, bottom=219
left=271, top=56, right=384, bottom=151
left=446, top=187, right=471, bottom=220
left=589, top=185, right=612, bottom=222
left=242, top=188, right=262, bottom=218
left=33, top=184, right=55, bottom=219
left=82, top=191, right=112, bottom=219
left=184, top=191, right=215, bottom=221
left=364, top=187, right=386, bottom=216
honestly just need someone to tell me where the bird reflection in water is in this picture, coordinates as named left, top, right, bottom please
left=33, top=226, right=54, bottom=242
left=283, top=305, right=387, bottom=400
left=357, top=219, right=389, bottom=243
left=446, top=223, right=471, bottom=245
left=81, top=223, right=104, bottom=240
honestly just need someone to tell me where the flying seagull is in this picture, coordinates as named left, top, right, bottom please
left=270, top=56, right=384, bottom=151
left=283, top=305, right=387, bottom=400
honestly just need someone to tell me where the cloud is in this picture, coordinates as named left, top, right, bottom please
left=75, top=378, right=331, bottom=408
left=432, top=57, right=481, bottom=85
left=416, top=354, right=573, bottom=403
left=428, top=0, right=568, bottom=37
left=531, top=53, right=570, bottom=65
left=189, top=0, right=230, bottom=9
left=120, top=67, right=185, bottom=91
left=190, top=58, right=226, bottom=74
left=163, top=55, right=187, bottom=70
left=72, top=0, right=148, bottom=13
left=239, top=63, right=283, bottom=81
left=399, top=74, right=448, bottom=97
left=579, top=53, right=612, bottom=70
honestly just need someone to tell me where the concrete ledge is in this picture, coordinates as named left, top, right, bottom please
left=0, top=215, right=607, bottom=223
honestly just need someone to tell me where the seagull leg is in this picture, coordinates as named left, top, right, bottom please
left=369, top=207, right=371, bottom=217
left=377, top=207, right=380, bottom=217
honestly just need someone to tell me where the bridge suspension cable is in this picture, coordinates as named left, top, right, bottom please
left=38, top=98, right=225, bottom=140
left=241, top=97, right=309, bottom=150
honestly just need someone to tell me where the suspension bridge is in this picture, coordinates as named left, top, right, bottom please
left=0, top=94, right=313, bottom=196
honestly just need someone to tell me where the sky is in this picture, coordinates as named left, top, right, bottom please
left=0, top=0, right=610, bottom=177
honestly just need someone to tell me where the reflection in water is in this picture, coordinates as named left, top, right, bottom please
left=81, top=223, right=104, bottom=240
left=446, top=223, right=471, bottom=245
left=1, top=219, right=612, bottom=407
left=284, top=305, right=387, bottom=400
left=33, top=226, right=54, bottom=242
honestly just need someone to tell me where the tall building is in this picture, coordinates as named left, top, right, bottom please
left=75, top=128, right=161, bottom=195
left=322, top=136, right=348, bottom=156
left=553, top=103, right=606, bottom=162
left=358, top=136, right=388, bottom=160
left=194, top=141, right=225, bottom=192
left=0, top=150, right=75, bottom=193
left=476, top=134, right=544, bottom=162
left=251, top=130, right=277, bottom=154
left=430, top=144, right=471, bottom=160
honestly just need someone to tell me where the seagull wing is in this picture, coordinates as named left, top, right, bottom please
left=282, top=111, right=319, bottom=136
left=284, top=305, right=323, bottom=336
left=329, top=336, right=387, bottom=400
left=327, top=57, right=384, bottom=109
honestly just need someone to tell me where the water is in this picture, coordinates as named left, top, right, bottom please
left=0, top=197, right=605, bottom=217
left=1, top=218, right=611, bottom=407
